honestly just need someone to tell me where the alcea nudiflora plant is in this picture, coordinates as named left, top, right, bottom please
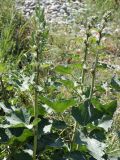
left=30, top=5, right=49, bottom=160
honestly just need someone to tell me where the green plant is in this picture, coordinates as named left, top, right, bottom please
left=0, top=1, right=120, bottom=160
left=30, top=6, right=49, bottom=159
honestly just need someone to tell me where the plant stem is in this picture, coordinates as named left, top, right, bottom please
left=33, top=50, right=39, bottom=160
left=89, top=53, right=99, bottom=100
left=89, top=29, right=103, bottom=100
left=0, top=75, right=9, bottom=106
left=81, top=36, right=89, bottom=85
left=71, top=120, right=77, bottom=150
left=32, top=5, right=48, bottom=158
left=81, top=28, right=91, bottom=92
left=71, top=27, right=90, bottom=150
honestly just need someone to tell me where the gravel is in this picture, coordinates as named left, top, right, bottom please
left=16, top=0, right=85, bottom=24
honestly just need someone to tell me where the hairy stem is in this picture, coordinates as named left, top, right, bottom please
left=89, top=53, right=99, bottom=100
left=71, top=121, right=78, bottom=151
left=89, top=29, right=103, bottom=100
left=33, top=50, right=39, bottom=160
left=71, top=27, right=91, bottom=151
left=81, top=35, right=89, bottom=86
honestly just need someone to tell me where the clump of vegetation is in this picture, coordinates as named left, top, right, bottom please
left=0, top=0, right=120, bottom=160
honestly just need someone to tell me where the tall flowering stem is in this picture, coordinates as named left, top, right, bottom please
left=89, top=11, right=111, bottom=100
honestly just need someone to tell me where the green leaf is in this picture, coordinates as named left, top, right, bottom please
left=40, top=96, right=76, bottom=113
left=55, top=65, right=72, bottom=74
left=74, top=129, right=87, bottom=145
left=92, top=99, right=117, bottom=117
left=13, top=150, right=32, bottom=160
left=74, top=129, right=105, bottom=160
left=32, top=118, right=41, bottom=127
left=98, top=119, right=112, bottom=131
left=91, top=98, right=104, bottom=112
left=6, top=85, right=14, bottom=91
left=55, top=64, right=82, bottom=75
left=69, top=63, right=82, bottom=70
left=59, top=79, right=74, bottom=88
left=5, top=108, right=32, bottom=129
left=96, top=84, right=106, bottom=93
left=53, top=99, right=76, bottom=112
left=0, top=128, right=9, bottom=142
left=89, top=127, right=106, bottom=141
left=86, top=138, right=106, bottom=160
left=72, top=100, right=103, bottom=126
left=38, top=133, right=64, bottom=148
left=8, top=129, right=33, bottom=145
left=66, top=151, right=86, bottom=160
left=0, top=102, right=11, bottom=114
left=52, top=120, right=67, bottom=129
left=38, top=117, right=50, bottom=135
left=111, top=76, right=120, bottom=91
left=0, top=63, right=6, bottom=73
left=103, top=100, right=117, bottom=117
left=8, top=127, right=25, bottom=137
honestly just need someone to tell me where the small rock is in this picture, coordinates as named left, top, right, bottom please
left=16, top=0, right=85, bottom=24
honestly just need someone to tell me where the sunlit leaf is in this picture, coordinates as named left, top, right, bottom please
left=4, top=108, right=34, bottom=129
left=40, top=96, right=76, bottom=113
left=0, top=63, right=6, bottom=73
left=98, top=119, right=112, bottom=131
left=103, top=100, right=117, bottom=117
left=55, top=65, right=72, bottom=74
left=74, top=129, right=105, bottom=159
left=87, top=138, right=106, bottom=160
left=8, top=129, right=33, bottom=145
left=92, top=99, right=117, bottom=117
left=0, top=102, right=11, bottom=114
left=59, top=79, right=74, bottom=88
